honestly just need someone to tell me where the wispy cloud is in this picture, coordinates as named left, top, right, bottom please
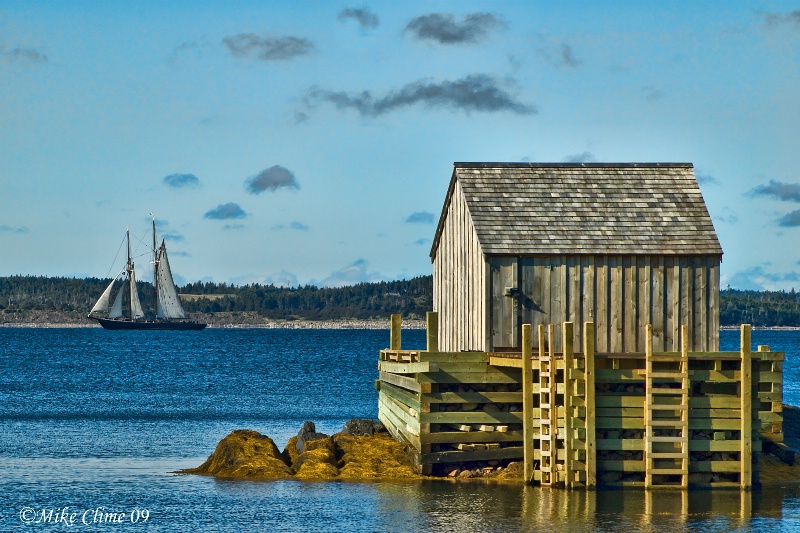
left=750, top=180, right=800, bottom=202
left=562, top=151, right=595, bottom=163
left=643, top=86, right=663, bottom=102
left=163, top=173, right=200, bottom=189
left=726, top=264, right=800, bottom=291
left=405, top=211, right=434, bottom=224
left=305, top=74, right=535, bottom=117
left=1, top=47, right=48, bottom=64
left=404, top=12, right=506, bottom=45
left=313, top=259, right=384, bottom=287
left=713, top=208, right=739, bottom=224
left=264, top=269, right=299, bottom=288
left=0, top=224, right=29, bottom=233
left=761, top=10, right=800, bottom=28
left=223, top=33, right=314, bottom=61
left=246, top=165, right=300, bottom=194
left=696, top=173, right=719, bottom=185
left=161, top=232, right=185, bottom=242
left=540, top=42, right=582, bottom=68
left=204, top=203, right=247, bottom=220
left=779, top=209, right=800, bottom=227
left=167, top=38, right=209, bottom=64
left=273, top=221, right=309, bottom=231
left=338, top=7, right=380, bottom=30
left=414, top=238, right=431, bottom=246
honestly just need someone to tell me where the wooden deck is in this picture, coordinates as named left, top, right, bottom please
left=377, top=313, right=784, bottom=489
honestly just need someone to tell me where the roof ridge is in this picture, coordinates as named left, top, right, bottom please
left=453, top=162, right=693, bottom=169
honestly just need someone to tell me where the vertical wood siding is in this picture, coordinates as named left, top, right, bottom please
left=432, top=180, right=487, bottom=352
left=475, top=254, right=720, bottom=352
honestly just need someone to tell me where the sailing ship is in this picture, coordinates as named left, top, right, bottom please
left=88, top=215, right=207, bottom=330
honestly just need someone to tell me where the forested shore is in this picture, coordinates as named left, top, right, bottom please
left=0, top=274, right=798, bottom=327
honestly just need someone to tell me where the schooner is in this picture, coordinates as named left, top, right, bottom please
left=88, top=215, right=206, bottom=330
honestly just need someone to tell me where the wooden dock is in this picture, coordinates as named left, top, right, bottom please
left=377, top=313, right=784, bottom=489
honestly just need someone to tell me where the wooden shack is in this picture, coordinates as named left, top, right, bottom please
left=430, top=163, right=723, bottom=353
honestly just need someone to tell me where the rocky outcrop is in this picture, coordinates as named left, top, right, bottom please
left=185, top=420, right=420, bottom=481
left=183, top=429, right=293, bottom=480
left=341, top=418, right=385, bottom=437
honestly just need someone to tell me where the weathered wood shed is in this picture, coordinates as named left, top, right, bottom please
left=430, top=163, right=723, bottom=353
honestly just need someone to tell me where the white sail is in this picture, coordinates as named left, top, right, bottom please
left=90, top=278, right=116, bottom=315
left=109, top=285, right=124, bottom=318
left=155, top=242, right=187, bottom=319
left=128, top=266, right=145, bottom=319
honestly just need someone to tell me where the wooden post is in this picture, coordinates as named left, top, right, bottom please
left=584, top=321, right=596, bottom=487
left=563, top=321, right=574, bottom=488
left=741, top=324, right=752, bottom=489
left=426, top=312, right=439, bottom=353
left=680, top=323, right=689, bottom=489
left=522, top=324, right=535, bottom=484
left=645, top=323, right=653, bottom=489
left=390, top=314, right=402, bottom=350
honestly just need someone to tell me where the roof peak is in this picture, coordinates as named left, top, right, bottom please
left=453, top=162, right=693, bottom=169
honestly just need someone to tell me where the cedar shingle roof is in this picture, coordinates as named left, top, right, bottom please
left=430, top=163, right=723, bottom=258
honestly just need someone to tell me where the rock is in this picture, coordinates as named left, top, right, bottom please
left=458, top=470, right=474, bottom=478
left=341, top=418, right=385, bottom=437
left=296, top=421, right=330, bottom=454
left=447, top=468, right=460, bottom=478
left=182, top=429, right=293, bottom=480
left=335, top=433, right=419, bottom=480
left=294, top=437, right=339, bottom=479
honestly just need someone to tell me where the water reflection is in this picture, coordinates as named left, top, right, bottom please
left=370, top=482, right=800, bottom=532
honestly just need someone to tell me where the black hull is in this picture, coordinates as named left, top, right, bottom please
left=91, top=317, right=207, bottom=331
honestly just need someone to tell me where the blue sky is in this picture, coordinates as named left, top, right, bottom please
left=1, top=1, right=799, bottom=290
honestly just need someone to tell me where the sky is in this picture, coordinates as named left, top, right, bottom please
left=1, top=1, right=800, bottom=291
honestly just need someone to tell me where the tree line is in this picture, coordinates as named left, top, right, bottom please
left=0, top=275, right=432, bottom=321
left=1, top=275, right=799, bottom=326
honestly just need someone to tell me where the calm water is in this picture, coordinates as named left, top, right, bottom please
left=1, top=328, right=800, bottom=532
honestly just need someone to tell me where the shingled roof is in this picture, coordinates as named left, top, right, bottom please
left=430, top=162, right=723, bottom=258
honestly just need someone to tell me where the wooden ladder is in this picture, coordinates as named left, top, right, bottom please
left=645, top=324, right=690, bottom=488
left=539, top=324, right=558, bottom=486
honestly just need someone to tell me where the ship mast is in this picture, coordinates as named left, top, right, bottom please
left=151, top=213, right=158, bottom=319
left=126, top=228, right=132, bottom=319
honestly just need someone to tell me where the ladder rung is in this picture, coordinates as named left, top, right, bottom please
left=648, top=355, right=688, bottom=362
left=648, top=436, right=688, bottom=443
left=649, top=452, right=687, bottom=459
left=648, top=372, right=688, bottom=379
left=649, top=404, right=687, bottom=410
left=649, top=388, right=686, bottom=395
left=650, top=468, right=688, bottom=475
left=648, top=420, right=688, bottom=427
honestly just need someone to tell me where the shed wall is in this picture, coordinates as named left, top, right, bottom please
left=432, top=180, right=487, bottom=351
left=488, top=254, right=720, bottom=352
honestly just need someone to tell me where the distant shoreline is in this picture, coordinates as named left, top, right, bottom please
left=1, top=321, right=797, bottom=331
left=0, top=318, right=428, bottom=330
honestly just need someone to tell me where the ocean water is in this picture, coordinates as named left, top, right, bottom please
left=1, top=328, right=800, bottom=532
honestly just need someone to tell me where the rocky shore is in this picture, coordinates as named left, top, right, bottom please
left=182, top=419, right=523, bottom=482
left=0, top=310, right=426, bottom=329
left=185, top=409, right=800, bottom=485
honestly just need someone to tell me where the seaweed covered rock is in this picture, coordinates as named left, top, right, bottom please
left=293, top=436, right=340, bottom=479
left=183, top=429, right=293, bottom=480
left=335, top=433, right=418, bottom=480
left=186, top=421, right=422, bottom=482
